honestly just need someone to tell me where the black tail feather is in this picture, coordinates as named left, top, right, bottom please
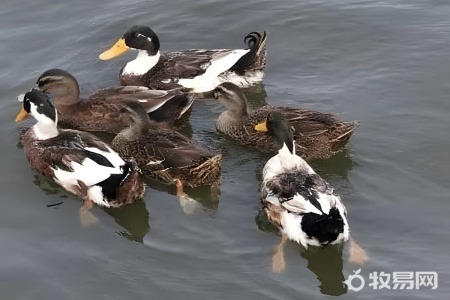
left=230, top=31, right=267, bottom=75
left=97, top=160, right=133, bottom=199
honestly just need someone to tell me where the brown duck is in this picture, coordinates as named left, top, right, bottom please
left=15, top=89, right=145, bottom=213
left=24, top=68, right=195, bottom=134
left=111, top=102, right=222, bottom=187
left=213, top=82, right=357, bottom=160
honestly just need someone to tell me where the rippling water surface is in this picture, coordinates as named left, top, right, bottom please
left=1, top=0, right=450, bottom=298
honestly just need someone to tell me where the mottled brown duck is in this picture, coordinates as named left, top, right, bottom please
left=213, top=82, right=357, bottom=160
left=111, top=102, right=222, bottom=187
left=25, top=68, right=195, bottom=134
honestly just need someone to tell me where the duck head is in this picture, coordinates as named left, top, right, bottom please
left=99, top=25, right=160, bottom=60
left=16, top=89, right=57, bottom=124
left=36, top=68, right=80, bottom=105
left=255, top=112, right=295, bottom=154
left=213, top=82, right=249, bottom=118
left=117, top=102, right=151, bottom=135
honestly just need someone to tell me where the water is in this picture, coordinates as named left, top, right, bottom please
left=1, top=0, right=449, bottom=298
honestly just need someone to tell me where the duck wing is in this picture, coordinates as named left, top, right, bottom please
left=251, top=105, right=357, bottom=159
left=142, top=128, right=213, bottom=169
left=37, top=130, right=125, bottom=184
left=88, top=86, right=193, bottom=114
left=156, top=48, right=249, bottom=81
left=264, top=172, right=334, bottom=216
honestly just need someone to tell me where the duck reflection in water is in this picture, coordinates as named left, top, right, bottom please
left=256, top=210, right=366, bottom=296
left=32, top=173, right=150, bottom=242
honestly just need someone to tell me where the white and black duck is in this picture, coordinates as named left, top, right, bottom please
left=99, top=25, right=267, bottom=93
left=15, top=89, right=145, bottom=213
left=255, top=112, right=366, bottom=272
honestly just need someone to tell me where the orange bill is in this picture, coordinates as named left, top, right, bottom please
left=99, top=38, right=129, bottom=60
left=254, top=120, right=268, bottom=132
left=15, top=107, right=29, bottom=122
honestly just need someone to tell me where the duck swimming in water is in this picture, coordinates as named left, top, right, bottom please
left=256, top=112, right=367, bottom=272
left=15, top=89, right=145, bottom=215
left=27, top=68, right=195, bottom=133
left=111, top=102, right=222, bottom=188
left=99, top=26, right=266, bottom=93
left=214, top=82, right=357, bottom=160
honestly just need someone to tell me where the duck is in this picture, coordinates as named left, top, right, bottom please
left=15, top=89, right=146, bottom=214
left=26, top=68, right=195, bottom=134
left=213, top=82, right=357, bottom=160
left=257, top=112, right=350, bottom=247
left=99, top=25, right=266, bottom=93
left=255, top=112, right=366, bottom=272
left=111, top=102, right=222, bottom=188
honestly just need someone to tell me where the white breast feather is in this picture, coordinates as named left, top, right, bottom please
left=123, top=51, right=161, bottom=76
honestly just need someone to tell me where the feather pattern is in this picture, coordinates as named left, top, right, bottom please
left=111, top=102, right=222, bottom=187
left=259, top=112, right=349, bottom=248
left=214, top=83, right=357, bottom=160
left=100, top=26, right=267, bottom=92
left=34, top=68, right=194, bottom=134
left=18, top=89, right=145, bottom=208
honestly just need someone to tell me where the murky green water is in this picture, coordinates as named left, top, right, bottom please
left=1, top=0, right=449, bottom=298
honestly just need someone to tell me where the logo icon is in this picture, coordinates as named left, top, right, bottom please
left=343, top=269, right=365, bottom=292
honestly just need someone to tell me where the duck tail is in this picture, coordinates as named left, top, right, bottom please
left=114, top=159, right=145, bottom=205
left=191, top=154, right=222, bottom=186
left=330, top=121, right=359, bottom=152
left=166, top=154, right=222, bottom=188
left=231, top=31, right=267, bottom=75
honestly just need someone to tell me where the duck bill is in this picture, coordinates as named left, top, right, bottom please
left=15, top=107, right=29, bottom=122
left=254, top=120, right=268, bottom=132
left=99, top=38, right=129, bottom=60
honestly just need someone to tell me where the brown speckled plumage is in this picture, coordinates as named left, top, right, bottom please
left=111, top=103, right=222, bottom=187
left=36, top=69, right=194, bottom=133
left=214, top=83, right=357, bottom=160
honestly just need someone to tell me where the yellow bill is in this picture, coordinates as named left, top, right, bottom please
left=99, top=38, right=129, bottom=60
left=254, top=120, right=268, bottom=132
left=15, top=107, right=29, bottom=122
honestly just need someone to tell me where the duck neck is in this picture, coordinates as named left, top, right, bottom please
left=55, top=92, right=80, bottom=106
left=123, top=50, right=161, bottom=76
left=117, top=119, right=151, bottom=142
left=226, top=98, right=249, bottom=120
left=277, top=142, right=297, bottom=169
left=32, top=116, right=59, bottom=140
left=41, top=81, right=80, bottom=106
